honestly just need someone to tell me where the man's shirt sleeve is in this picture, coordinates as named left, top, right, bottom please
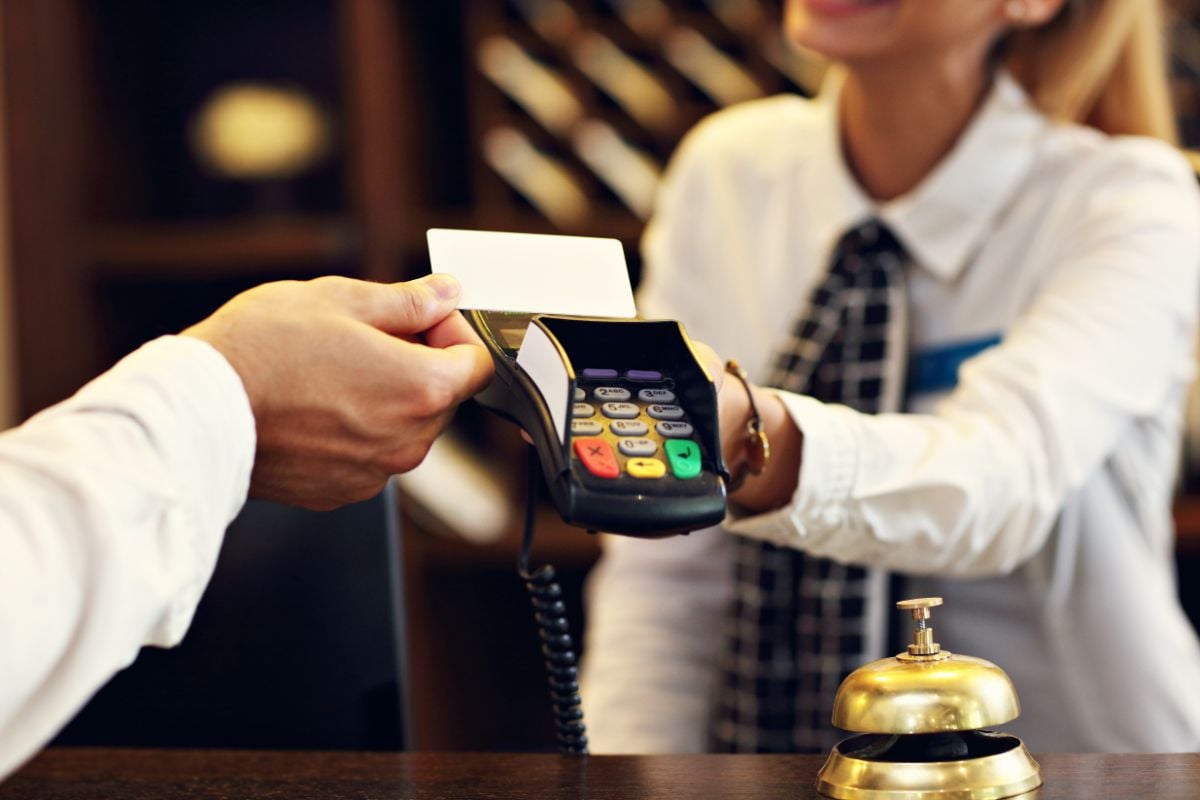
left=0, top=335, right=255, bottom=778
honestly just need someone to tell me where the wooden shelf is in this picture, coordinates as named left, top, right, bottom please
left=88, top=217, right=359, bottom=278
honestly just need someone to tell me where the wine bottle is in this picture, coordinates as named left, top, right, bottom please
left=509, top=0, right=581, bottom=45
left=761, top=31, right=827, bottom=95
left=605, top=0, right=672, bottom=41
left=703, top=0, right=768, bottom=36
left=570, top=32, right=679, bottom=134
left=477, top=35, right=584, bottom=136
left=663, top=26, right=765, bottom=107
left=571, top=118, right=661, bottom=219
left=482, top=126, right=591, bottom=228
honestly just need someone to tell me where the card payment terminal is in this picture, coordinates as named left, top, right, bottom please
left=466, top=309, right=729, bottom=537
left=430, top=229, right=733, bottom=755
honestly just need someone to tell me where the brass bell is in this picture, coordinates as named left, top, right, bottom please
left=816, top=597, right=1043, bottom=800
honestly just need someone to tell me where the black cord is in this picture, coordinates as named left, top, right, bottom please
left=518, top=450, right=589, bottom=755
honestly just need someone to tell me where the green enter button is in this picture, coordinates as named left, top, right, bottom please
left=664, top=439, right=702, bottom=479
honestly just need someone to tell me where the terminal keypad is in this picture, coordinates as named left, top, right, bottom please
left=570, top=370, right=706, bottom=481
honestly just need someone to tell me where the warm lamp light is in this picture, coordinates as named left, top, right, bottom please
left=191, top=83, right=330, bottom=180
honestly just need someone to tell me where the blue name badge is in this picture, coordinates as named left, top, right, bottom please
left=907, top=334, right=1002, bottom=397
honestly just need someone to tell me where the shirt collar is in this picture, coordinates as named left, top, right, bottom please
left=807, top=69, right=1047, bottom=282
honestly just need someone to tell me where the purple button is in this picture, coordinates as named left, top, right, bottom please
left=625, top=369, right=662, bottom=381
left=582, top=368, right=619, bottom=379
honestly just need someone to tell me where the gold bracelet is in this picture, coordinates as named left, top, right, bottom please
left=725, top=358, right=769, bottom=492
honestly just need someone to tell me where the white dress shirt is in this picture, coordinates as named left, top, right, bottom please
left=0, top=336, right=254, bottom=778
left=581, top=71, right=1200, bottom=753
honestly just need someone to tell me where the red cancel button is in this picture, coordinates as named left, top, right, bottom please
left=573, top=437, right=619, bottom=479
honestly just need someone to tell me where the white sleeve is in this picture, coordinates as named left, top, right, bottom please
left=0, top=335, right=256, bottom=778
left=728, top=142, right=1200, bottom=578
left=580, top=526, right=732, bottom=753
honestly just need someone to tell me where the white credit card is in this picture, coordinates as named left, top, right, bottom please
left=426, top=228, right=637, bottom=318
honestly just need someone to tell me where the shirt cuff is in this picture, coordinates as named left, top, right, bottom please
left=40, top=335, right=257, bottom=642
left=724, top=391, right=859, bottom=546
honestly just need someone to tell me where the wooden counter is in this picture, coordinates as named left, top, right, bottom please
left=3, top=749, right=1198, bottom=799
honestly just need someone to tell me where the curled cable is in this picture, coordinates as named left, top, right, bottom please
left=518, top=450, right=589, bottom=755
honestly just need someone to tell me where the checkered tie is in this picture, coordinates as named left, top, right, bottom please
left=712, top=220, right=909, bottom=754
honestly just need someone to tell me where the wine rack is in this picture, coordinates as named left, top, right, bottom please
left=464, top=0, right=825, bottom=237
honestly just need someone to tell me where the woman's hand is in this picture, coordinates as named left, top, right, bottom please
left=692, top=341, right=804, bottom=513
left=184, top=273, right=494, bottom=510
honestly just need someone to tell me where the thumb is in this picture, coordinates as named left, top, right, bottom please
left=358, top=273, right=464, bottom=335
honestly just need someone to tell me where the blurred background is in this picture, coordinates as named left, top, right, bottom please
left=3, top=0, right=1200, bottom=753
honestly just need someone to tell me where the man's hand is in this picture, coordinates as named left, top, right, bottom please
left=183, top=274, right=494, bottom=510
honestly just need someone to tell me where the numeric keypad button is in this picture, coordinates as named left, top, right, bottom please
left=656, top=421, right=694, bottom=438
left=610, top=420, right=649, bottom=436
left=601, top=402, right=640, bottom=419
left=572, top=420, right=603, bottom=436
left=617, top=438, right=658, bottom=457
left=593, top=386, right=632, bottom=401
left=638, top=388, right=676, bottom=403
left=646, top=404, right=685, bottom=420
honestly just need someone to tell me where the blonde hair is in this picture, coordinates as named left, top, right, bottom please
left=1005, top=0, right=1178, bottom=143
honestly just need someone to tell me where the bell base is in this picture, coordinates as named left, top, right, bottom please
left=816, top=732, right=1042, bottom=800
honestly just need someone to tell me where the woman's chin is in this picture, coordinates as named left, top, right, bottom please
left=784, top=0, right=903, bottom=62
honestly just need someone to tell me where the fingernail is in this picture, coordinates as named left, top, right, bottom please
left=423, top=273, right=461, bottom=300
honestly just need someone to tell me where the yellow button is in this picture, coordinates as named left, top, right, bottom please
left=626, top=458, right=666, bottom=479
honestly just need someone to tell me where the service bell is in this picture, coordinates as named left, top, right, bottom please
left=816, top=597, right=1043, bottom=800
